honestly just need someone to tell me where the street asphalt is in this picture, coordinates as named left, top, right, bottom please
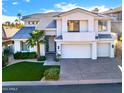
left=2, top=83, right=122, bottom=93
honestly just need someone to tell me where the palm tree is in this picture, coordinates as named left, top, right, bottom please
left=17, top=13, right=22, bottom=20
left=27, top=30, right=46, bottom=59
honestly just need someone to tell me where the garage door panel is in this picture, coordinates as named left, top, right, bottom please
left=62, top=44, right=91, bottom=58
left=97, top=43, right=110, bottom=57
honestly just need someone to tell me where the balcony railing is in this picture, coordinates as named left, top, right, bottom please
left=63, top=32, right=96, bottom=41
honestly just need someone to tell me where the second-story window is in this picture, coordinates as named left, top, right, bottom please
left=68, top=20, right=79, bottom=32
left=98, top=20, right=107, bottom=32
left=28, top=21, right=31, bottom=24
left=36, top=21, right=39, bottom=24
left=32, top=21, right=35, bottom=24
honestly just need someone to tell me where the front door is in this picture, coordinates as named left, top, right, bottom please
left=48, top=36, right=55, bottom=53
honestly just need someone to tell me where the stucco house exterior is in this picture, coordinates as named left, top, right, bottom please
left=103, top=6, right=122, bottom=35
left=12, top=8, right=116, bottom=60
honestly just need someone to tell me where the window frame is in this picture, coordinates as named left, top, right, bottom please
left=67, top=20, right=80, bottom=32
left=98, top=20, right=108, bottom=32
left=20, top=41, right=29, bottom=52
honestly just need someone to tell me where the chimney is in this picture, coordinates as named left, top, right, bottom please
left=92, top=8, right=99, bottom=13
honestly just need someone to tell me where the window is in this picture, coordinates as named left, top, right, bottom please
left=36, top=21, right=39, bottom=24
left=68, top=20, right=80, bottom=32
left=98, top=21, right=107, bottom=31
left=21, top=41, right=29, bottom=51
left=28, top=21, right=39, bottom=25
left=32, top=21, right=35, bottom=24
left=28, top=21, right=32, bottom=25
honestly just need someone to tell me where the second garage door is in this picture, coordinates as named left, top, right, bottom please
left=62, top=44, right=91, bottom=58
left=97, top=43, right=110, bottom=57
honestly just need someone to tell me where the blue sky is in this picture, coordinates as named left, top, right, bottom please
left=2, top=0, right=121, bottom=16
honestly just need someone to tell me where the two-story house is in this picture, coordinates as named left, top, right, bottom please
left=12, top=8, right=116, bottom=60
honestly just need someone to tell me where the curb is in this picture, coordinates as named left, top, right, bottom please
left=2, top=79, right=122, bottom=86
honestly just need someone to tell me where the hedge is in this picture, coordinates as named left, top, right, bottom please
left=14, top=52, right=37, bottom=59
left=37, top=56, right=46, bottom=61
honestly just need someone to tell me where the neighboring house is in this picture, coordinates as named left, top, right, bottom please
left=2, top=15, right=24, bottom=25
left=103, top=6, right=122, bottom=35
left=12, top=8, right=116, bottom=59
left=2, top=26, right=19, bottom=53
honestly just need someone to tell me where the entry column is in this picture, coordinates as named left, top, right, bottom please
left=92, top=42, right=97, bottom=59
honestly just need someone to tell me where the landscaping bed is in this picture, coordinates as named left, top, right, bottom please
left=2, top=62, right=60, bottom=81
left=115, top=40, right=122, bottom=66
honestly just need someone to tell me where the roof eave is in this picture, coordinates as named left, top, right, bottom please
left=95, top=17, right=112, bottom=20
left=53, top=8, right=98, bottom=18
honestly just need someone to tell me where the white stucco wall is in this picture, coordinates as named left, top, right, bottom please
left=14, top=40, right=45, bottom=56
left=56, top=19, right=62, bottom=36
left=61, top=12, right=95, bottom=33
left=14, top=40, right=21, bottom=53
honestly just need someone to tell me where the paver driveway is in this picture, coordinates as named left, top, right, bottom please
left=60, top=58, right=122, bottom=80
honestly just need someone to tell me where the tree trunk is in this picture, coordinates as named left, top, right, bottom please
left=37, top=42, right=40, bottom=59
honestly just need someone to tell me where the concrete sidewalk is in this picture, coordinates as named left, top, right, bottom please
left=2, top=79, right=122, bottom=86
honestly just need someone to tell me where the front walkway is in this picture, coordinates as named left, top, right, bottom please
left=8, top=54, right=60, bottom=66
left=60, top=58, right=122, bottom=80
left=44, top=54, right=60, bottom=65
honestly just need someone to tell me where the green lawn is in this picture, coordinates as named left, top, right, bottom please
left=2, top=62, right=60, bottom=81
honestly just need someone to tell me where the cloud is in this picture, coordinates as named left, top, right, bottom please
left=12, top=2, right=18, bottom=5
left=42, top=9, right=56, bottom=13
left=55, top=2, right=79, bottom=11
left=42, top=2, right=110, bottom=13
left=2, top=15, right=17, bottom=23
left=25, top=0, right=30, bottom=3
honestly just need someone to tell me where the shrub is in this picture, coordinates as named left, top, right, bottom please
left=120, top=33, right=122, bottom=41
left=14, top=52, right=37, bottom=59
left=37, top=56, right=46, bottom=61
left=3, top=48, right=10, bottom=56
left=54, top=57, right=59, bottom=62
left=2, top=55, right=8, bottom=67
left=44, top=68, right=60, bottom=80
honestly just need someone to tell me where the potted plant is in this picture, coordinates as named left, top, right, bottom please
left=55, top=54, right=61, bottom=62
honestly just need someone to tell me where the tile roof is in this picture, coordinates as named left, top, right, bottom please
left=103, top=6, right=122, bottom=14
left=22, top=12, right=61, bottom=30
left=2, top=26, right=19, bottom=39
left=22, top=12, right=61, bottom=21
left=12, top=26, right=35, bottom=39
left=22, top=9, right=111, bottom=30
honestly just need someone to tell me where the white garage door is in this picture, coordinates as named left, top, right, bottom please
left=97, top=43, right=110, bottom=57
left=62, top=44, right=91, bottom=58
